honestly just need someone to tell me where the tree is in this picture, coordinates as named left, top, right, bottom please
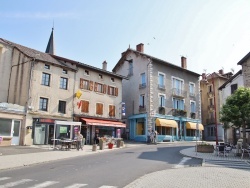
left=220, top=87, right=250, bottom=148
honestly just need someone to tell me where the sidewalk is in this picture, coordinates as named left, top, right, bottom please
left=1, top=143, right=250, bottom=188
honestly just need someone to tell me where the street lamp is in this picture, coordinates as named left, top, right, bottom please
left=201, top=72, right=219, bottom=145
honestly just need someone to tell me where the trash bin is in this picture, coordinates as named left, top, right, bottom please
left=116, top=139, right=122, bottom=148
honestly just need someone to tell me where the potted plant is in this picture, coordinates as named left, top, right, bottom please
left=108, top=142, right=114, bottom=149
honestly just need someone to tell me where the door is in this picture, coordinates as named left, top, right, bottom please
left=11, top=121, right=21, bottom=145
left=34, top=124, right=46, bottom=145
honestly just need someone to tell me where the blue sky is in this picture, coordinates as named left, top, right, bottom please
left=1, top=0, right=250, bottom=75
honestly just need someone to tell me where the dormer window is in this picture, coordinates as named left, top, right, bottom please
left=111, top=78, right=115, bottom=82
left=99, top=74, right=103, bottom=79
left=44, top=64, right=50, bottom=69
left=62, top=69, right=67, bottom=74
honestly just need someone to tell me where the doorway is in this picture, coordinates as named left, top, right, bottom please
left=11, top=120, right=21, bottom=145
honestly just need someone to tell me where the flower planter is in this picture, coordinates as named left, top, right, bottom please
left=108, top=143, right=114, bottom=149
left=196, top=145, right=214, bottom=153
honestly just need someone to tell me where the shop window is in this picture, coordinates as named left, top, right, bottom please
left=96, top=103, right=103, bottom=115
left=0, top=118, right=12, bottom=136
left=136, top=120, right=145, bottom=135
left=186, top=129, right=196, bottom=136
left=109, top=105, right=115, bottom=117
left=81, top=100, right=89, bottom=113
left=41, top=72, right=50, bottom=86
left=58, top=100, right=66, bottom=114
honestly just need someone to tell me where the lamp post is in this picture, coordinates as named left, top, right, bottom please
left=202, top=72, right=218, bottom=145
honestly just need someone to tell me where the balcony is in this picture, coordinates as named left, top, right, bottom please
left=189, top=92, right=196, bottom=98
left=206, top=118, right=215, bottom=125
left=158, top=107, right=165, bottom=115
left=172, top=109, right=187, bottom=117
left=208, top=105, right=215, bottom=110
left=158, top=84, right=166, bottom=91
left=139, top=83, right=146, bottom=89
left=190, top=112, right=196, bottom=119
left=139, top=105, right=146, bottom=112
left=172, top=88, right=187, bottom=98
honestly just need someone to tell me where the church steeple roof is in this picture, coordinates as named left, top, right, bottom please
left=45, top=28, right=55, bottom=55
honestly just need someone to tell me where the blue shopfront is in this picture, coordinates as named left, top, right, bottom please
left=128, top=113, right=203, bottom=142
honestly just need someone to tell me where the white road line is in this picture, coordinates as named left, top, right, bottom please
left=99, top=186, right=117, bottom=188
left=174, top=157, right=192, bottom=168
left=64, top=184, right=88, bottom=188
left=0, top=179, right=33, bottom=188
left=0, top=178, right=10, bottom=181
left=27, top=181, right=58, bottom=188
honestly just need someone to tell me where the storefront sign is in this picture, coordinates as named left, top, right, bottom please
left=121, top=102, right=126, bottom=116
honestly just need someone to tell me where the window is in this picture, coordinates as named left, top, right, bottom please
left=60, top=77, right=68, bottom=90
left=0, top=118, right=12, bottom=136
left=139, top=94, right=145, bottom=107
left=96, top=103, right=103, bottom=115
left=84, top=70, right=89, bottom=75
left=41, top=73, right=50, bottom=86
left=208, top=127, right=215, bottom=136
left=81, top=100, right=89, bottom=113
left=141, top=73, right=146, bottom=87
left=186, top=129, right=196, bottom=136
left=208, top=85, right=213, bottom=93
left=209, top=98, right=213, bottom=106
left=80, top=79, right=93, bottom=90
left=62, top=69, right=67, bottom=74
left=128, top=61, right=133, bottom=76
left=190, top=101, right=196, bottom=113
left=44, top=64, right=50, bottom=69
left=172, top=77, right=184, bottom=95
left=231, top=84, right=238, bottom=94
left=158, top=73, right=165, bottom=88
left=39, top=97, right=48, bottom=111
left=111, top=78, right=115, bottom=82
left=99, top=74, right=103, bottom=79
left=172, top=98, right=184, bottom=110
left=136, top=119, right=145, bottom=135
left=156, top=126, right=172, bottom=135
left=94, top=82, right=106, bottom=93
left=108, top=86, right=118, bottom=96
left=109, top=105, right=115, bottom=117
left=58, top=100, right=66, bottom=114
left=159, top=94, right=165, bottom=107
left=189, top=83, right=195, bottom=96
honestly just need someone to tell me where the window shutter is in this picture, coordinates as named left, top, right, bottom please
left=96, top=103, right=103, bottom=115
left=82, top=100, right=89, bottom=113
left=89, top=81, right=93, bottom=91
left=80, top=78, right=83, bottom=89
left=115, top=88, right=118, bottom=96
left=109, top=105, right=112, bottom=116
left=107, top=86, right=110, bottom=95
left=103, top=84, right=107, bottom=94
left=94, top=82, right=97, bottom=92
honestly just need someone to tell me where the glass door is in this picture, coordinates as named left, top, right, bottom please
left=11, top=121, right=21, bottom=145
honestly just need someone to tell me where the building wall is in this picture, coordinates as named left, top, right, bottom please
left=242, top=58, right=250, bottom=87
left=0, top=42, right=13, bottom=103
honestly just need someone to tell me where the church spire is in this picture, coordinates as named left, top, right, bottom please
left=45, top=27, right=55, bottom=55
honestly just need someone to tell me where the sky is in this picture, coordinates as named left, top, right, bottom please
left=1, top=0, right=250, bottom=75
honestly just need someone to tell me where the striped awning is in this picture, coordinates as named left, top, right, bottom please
left=155, top=118, right=177, bottom=128
left=81, top=118, right=126, bottom=128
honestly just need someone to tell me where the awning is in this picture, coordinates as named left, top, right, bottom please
left=155, top=118, right=177, bottom=128
left=81, top=118, right=126, bottom=128
left=186, top=122, right=204, bottom=130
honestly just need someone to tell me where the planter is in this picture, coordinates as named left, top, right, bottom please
left=108, top=143, right=114, bottom=149
left=92, top=144, right=97, bottom=151
left=196, top=145, right=214, bottom=153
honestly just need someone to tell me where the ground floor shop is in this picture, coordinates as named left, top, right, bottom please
left=0, top=103, right=25, bottom=146
left=128, top=113, right=203, bottom=143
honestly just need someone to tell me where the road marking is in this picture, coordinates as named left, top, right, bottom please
left=0, top=179, right=32, bottom=188
left=27, top=181, right=58, bottom=188
left=174, top=157, right=192, bottom=168
left=0, top=178, right=10, bottom=182
left=99, top=186, right=117, bottom=188
left=64, top=184, right=88, bottom=188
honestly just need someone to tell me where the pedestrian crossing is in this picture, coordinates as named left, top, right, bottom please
left=204, top=159, right=250, bottom=170
left=0, top=177, right=117, bottom=188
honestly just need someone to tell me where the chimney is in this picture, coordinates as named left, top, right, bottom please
left=136, top=43, right=144, bottom=53
left=219, top=69, right=224, bottom=75
left=181, top=56, right=187, bottom=69
left=102, top=60, right=107, bottom=71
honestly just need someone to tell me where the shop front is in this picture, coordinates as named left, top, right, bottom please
left=185, top=122, right=204, bottom=141
left=155, top=118, right=177, bottom=142
left=81, top=118, right=126, bottom=145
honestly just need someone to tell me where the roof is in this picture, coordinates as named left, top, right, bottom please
left=237, top=51, right=250, bottom=65
left=52, top=54, right=127, bottom=80
left=0, top=38, right=76, bottom=71
left=112, top=48, right=200, bottom=77
left=218, top=70, right=242, bottom=90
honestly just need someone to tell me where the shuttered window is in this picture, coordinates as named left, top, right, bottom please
left=109, top=105, right=115, bottom=117
left=108, top=86, right=118, bottom=96
left=94, top=82, right=106, bottom=94
left=80, top=79, right=93, bottom=91
left=81, top=100, right=89, bottom=113
left=96, top=103, right=103, bottom=115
